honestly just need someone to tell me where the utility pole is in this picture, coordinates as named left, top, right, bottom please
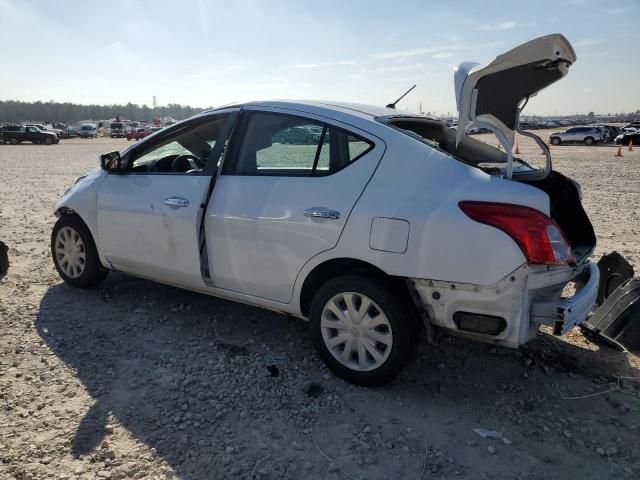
left=152, top=96, right=157, bottom=109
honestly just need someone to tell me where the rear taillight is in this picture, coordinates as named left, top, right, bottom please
left=459, top=201, right=575, bottom=265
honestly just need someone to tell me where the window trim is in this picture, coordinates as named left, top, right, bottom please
left=222, top=110, right=374, bottom=177
left=117, top=111, right=239, bottom=176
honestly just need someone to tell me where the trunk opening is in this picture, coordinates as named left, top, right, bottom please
left=523, top=171, right=596, bottom=262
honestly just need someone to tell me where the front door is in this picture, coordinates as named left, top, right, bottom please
left=97, top=112, right=236, bottom=289
left=205, top=108, right=383, bottom=303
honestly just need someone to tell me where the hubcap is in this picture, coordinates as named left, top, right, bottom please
left=54, top=226, right=86, bottom=278
left=321, top=292, right=393, bottom=371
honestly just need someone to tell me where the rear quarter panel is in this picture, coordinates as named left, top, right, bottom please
left=319, top=134, right=551, bottom=286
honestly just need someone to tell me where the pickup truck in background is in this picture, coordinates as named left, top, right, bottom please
left=0, top=125, right=60, bottom=145
left=25, top=123, right=64, bottom=139
left=126, top=127, right=151, bottom=141
left=110, top=122, right=129, bottom=138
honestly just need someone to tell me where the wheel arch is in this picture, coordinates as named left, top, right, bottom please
left=54, top=205, right=108, bottom=269
left=298, top=257, right=413, bottom=318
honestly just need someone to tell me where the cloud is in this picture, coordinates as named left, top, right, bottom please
left=282, top=63, right=320, bottom=69
left=562, top=0, right=587, bottom=4
left=477, top=20, right=518, bottom=31
left=371, top=46, right=448, bottom=60
left=433, top=52, right=454, bottom=59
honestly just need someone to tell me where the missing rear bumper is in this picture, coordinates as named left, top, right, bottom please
left=530, top=261, right=599, bottom=335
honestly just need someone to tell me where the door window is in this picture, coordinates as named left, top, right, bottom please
left=128, top=115, right=229, bottom=174
left=226, top=112, right=373, bottom=176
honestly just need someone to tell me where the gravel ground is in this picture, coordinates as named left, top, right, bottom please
left=1, top=133, right=639, bottom=480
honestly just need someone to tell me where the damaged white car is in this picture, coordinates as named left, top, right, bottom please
left=52, top=34, right=601, bottom=386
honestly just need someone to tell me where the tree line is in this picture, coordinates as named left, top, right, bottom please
left=0, top=100, right=211, bottom=124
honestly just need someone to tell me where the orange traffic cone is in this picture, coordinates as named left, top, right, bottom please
left=615, top=145, right=623, bottom=157
left=629, top=140, right=634, bottom=152
left=515, top=143, right=520, bottom=154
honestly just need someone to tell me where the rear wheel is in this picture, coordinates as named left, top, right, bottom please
left=551, top=137, right=561, bottom=145
left=9, top=138, right=18, bottom=145
left=309, top=275, right=417, bottom=386
left=51, top=214, right=109, bottom=289
left=584, top=136, right=594, bottom=146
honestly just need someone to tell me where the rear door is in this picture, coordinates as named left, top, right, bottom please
left=96, top=111, right=237, bottom=289
left=205, top=107, right=383, bottom=303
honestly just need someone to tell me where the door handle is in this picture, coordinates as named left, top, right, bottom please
left=304, top=207, right=341, bottom=220
left=164, top=197, right=190, bottom=208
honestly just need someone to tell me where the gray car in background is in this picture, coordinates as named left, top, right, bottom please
left=549, top=126, right=606, bottom=146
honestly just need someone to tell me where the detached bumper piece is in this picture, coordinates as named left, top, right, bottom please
left=583, top=253, right=640, bottom=356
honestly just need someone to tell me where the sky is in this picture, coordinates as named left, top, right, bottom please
left=1, top=0, right=638, bottom=116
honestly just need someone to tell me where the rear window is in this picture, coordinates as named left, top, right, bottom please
left=382, top=116, right=541, bottom=177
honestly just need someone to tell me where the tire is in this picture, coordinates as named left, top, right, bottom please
left=584, top=137, right=594, bottom=146
left=44, top=137, right=53, bottom=145
left=9, top=138, right=18, bottom=145
left=551, top=137, right=561, bottom=145
left=51, top=214, right=109, bottom=289
left=0, top=138, right=5, bottom=145
left=309, top=274, right=418, bottom=386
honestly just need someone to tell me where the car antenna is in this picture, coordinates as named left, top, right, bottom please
left=386, top=84, right=417, bottom=109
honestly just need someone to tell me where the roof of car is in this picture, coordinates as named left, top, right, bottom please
left=211, top=100, right=421, bottom=120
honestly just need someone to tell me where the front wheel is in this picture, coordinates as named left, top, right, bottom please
left=51, top=214, right=109, bottom=288
left=44, top=137, right=53, bottom=145
left=309, top=275, right=417, bottom=386
left=551, top=137, right=561, bottom=146
left=584, top=137, right=594, bottom=146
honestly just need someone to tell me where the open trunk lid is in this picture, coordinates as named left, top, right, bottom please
left=455, top=34, right=576, bottom=176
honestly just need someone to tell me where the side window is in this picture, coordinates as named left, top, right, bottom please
left=227, top=112, right=373, bottom=176
left=128, top=115, right=229, bottom=174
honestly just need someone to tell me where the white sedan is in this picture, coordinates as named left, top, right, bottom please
left=51, top=34, right=600, bottom=386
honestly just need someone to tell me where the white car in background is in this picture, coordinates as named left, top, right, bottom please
left=51, top=34, right=600, bottom=386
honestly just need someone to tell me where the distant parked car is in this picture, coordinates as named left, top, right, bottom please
left=79, top=124, right=99, bottom=138
left=614, top=130, right=640, bottom=146
left=549, top=126, right=606, bottom=146
left=0, top=125, right=59, bottom=145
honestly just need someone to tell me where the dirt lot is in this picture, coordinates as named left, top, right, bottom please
left=1, top=132, right=639, bottom=480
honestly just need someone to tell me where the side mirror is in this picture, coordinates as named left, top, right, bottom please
left=100, top=151, right=124, bottom=172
